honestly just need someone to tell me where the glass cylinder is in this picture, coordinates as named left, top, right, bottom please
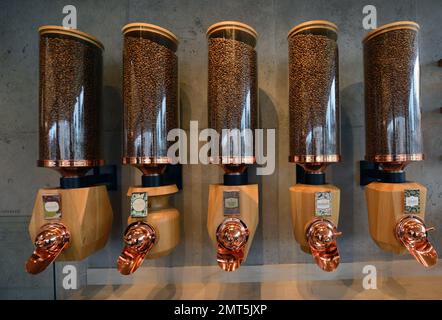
left=288, top=21, right=340, bottom=168
left=122, top=23, right=179, bottom=166
left=207, top=21, right=258, bottom=165
left=363, top=21, right=423, bottom=166
left=38, top=26, right=104, bottom=170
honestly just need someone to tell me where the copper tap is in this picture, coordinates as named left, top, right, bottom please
left=216, top=218, right=249, bottom=272
left=117, top=221, right=157, bottom=275
left=25, top=222, right=70, bottom=274
left=395, top=215, right=437, bottom=267
left=306, top=218, right=342, bottom=272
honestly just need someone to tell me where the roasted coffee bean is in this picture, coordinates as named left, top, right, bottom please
left=364, top=28, right=422, bottom=159
left=123, top=34, right=178, bottom=160
left=39, top=34, right=102, bottom=163
left=208, top=37, right=257, bottom=161
left=288, top=33, right=339, bottom=160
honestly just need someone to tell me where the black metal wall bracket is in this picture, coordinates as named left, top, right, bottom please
left=141, top=164, right=183, bottom=189
left=164, top=164, right=183, bottom=190
left=359, top=160, right=406, bottom=185
left=360, top=161, right=380, bottom=186
left=296, top=165, right=326, bottom=185
left=60, top=165, right=117, bottom=190
left=224, top=170, right=248, bottom=186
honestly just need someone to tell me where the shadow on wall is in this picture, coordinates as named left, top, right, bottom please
left=164, top=85, right=192, bottom=268
left=154, top=84, right=207, bottom=268
left=332, top=81, right=361, bottom=264
left=334, top=82, right=405, bottom=263
left=246, top=89, right=279, bottom=266
left=179, top=84, right=193, bottom=131
left=87, top=85, right=123, bottom=268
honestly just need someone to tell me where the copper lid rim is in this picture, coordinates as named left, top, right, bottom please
left=37, top=159, right=104, bottom=167
left=122, top=22, right=179, bottom=45
left=207, top=21, right=258, bottom=39
left=288, top=20, right=338, bottom=38
left=365, top=153, right=424, bottom=162
left=39, top=25, right=104, bottom=50
left=288, top=155, right=341, bottom=163
left=122, top=156, right=172, bottom=165
left=363, top=21, right=420, bottom=43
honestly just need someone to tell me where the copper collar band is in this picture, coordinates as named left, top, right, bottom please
left=122, top=157, right=172, bottom=165
left=365, top=154, right=424, bottom=163
left=289, top=154, right=341, bottom=163
left=209, top=156, right=256, bottom=165
left=37, top=159, right=104, bottom=167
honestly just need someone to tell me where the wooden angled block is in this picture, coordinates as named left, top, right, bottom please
left=289, top=184, right=340, bottom=253
left=207, top=184, right=259, bottom=263
left=29, top=186, right=113, bottom=261
left=365, top=182, right=427, bottom=254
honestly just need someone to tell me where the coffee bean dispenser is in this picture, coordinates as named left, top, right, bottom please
left=287, top=21, right=342, bottom=272
left=206, top=21, right=259, bottom=272
left=117, top=23, right=180, bottom=275
left=361, top=21, right=437, bottom=267
left=26, top=26, right=113, bottom=274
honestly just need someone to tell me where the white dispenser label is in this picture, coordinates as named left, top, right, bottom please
left=315, top=192, right=331, bottom=216
left=42, top=194, right=61, bottom=219
left=406, top=196, right=419, bottom=207
left=131, top=192, right=148, bottom=218
left=44, top=201, right=59, bottom=213
left=404, top=189, right=420, bottom=214
left=223, top=191, right=240, bottom=215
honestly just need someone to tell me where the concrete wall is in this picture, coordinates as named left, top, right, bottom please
left=0, top=0, right=441, bottom=299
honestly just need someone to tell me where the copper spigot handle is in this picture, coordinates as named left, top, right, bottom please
left=25, top=223, right=70, bottom=274
left=396, top=215, right=438, bottom=267
left=306, top=219, right=341, bottom=272
left=117, top=221, right=157, bottom=275
left=334, top=231, right=343, bottom=237
left=216, top=218, right=249, bottom=272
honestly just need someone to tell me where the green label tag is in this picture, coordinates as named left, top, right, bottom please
left=315, top=192, right=331, bottom=216
left=131, top=192, right=148, bottom=218
left=42, top=194, right=61, bottom=220
left=223, top=191, right=240, bottom=215
left=404, top=189, right=420, bottom=214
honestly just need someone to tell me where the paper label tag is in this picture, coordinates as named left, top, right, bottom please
left=131, top=192, right=148, bottom=218
left=315, top=192, right=331, bottom=216
left=223, top=191, right=240, bottom=215
left=42, top=194, right=61, bottom=220
left=404, top=189, right=420, bottom=214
